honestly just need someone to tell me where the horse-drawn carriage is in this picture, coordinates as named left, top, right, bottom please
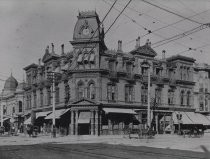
left=0, top=126, right=5, bottom=135
left=128, top=127, right=156, bottom=139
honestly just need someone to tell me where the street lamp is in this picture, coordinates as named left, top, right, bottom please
left=47, top=66, right=64, bottom=138
left=141, top=60, right=151, bottom=128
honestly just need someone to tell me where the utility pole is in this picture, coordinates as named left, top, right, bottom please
left=0, top=94, right=3, bottom=127
left=52, top=72, right=56, bottom=130
left=47, top=71, right=56, bottom=137
left=147, top=66, right=151, bottom=128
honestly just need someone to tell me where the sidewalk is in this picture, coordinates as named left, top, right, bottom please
left=0, top=133, right=210, bottom=152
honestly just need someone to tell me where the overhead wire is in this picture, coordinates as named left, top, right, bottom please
left=105, top=0, right=132, bottom=35
left=141, top=0, right=203, bottom=25
left=175, top=43, right=210, bottom=55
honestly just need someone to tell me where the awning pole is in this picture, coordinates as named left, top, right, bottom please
left=52, top=72, right=56, bottom=130
left=0, top=94, right=3, bottom=127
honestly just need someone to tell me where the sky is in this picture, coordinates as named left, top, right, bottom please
left=1, top=0, right=210, bottom=90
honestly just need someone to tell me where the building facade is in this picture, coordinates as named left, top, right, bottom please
left=0, top=74, right=25, bottom=132
left=193, top=63, right=210, bottom=114
left=22, top=11, right=210, bottom=136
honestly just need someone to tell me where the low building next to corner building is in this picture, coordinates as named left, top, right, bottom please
left=0, top=74, right=25, bottom=132
left=22, top=11, right=210, bottom=136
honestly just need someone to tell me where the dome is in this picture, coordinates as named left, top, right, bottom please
left=3, top=75, right=18, bottom=94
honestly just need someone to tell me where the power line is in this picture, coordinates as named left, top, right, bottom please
left=141, top=0, right=203, bottom=25
left=123, top=8, right=210, bottom=46
left=152, top=23, right=210, bottom=48
left=105, top=0, right=133, bottom=35
left=102, top=0, right=147, bottom=31
left=176, top=43, right=210, bottom=55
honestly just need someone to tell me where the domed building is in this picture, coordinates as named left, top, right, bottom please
left=2, top=74, right=18, bottom=96
left=0, top=74, right=25, bottom=132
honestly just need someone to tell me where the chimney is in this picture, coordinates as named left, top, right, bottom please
left=117, top=40, right=122, bottom=52
left=146, top=39, right=149, bottom=45
left=51, top=43, right=54, bottom=53
left=38, top=58, right=41, bottom=66
left=45, top=45, right=49, bottom=54
left=162, top=50, right=166, bottom=59
left=148, top=41, right=151, bottom=47
left=61, top=44, right=64, bottom=55
left=135, top=36, right=140, bottom=48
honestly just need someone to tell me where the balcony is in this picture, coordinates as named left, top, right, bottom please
left=109, top=71, right=118, bottom=82
left=126, top=73, right=135, bottom=84
left=176, top=79, right=195, bottom=85
left=116, top=68, right=127, bottom=77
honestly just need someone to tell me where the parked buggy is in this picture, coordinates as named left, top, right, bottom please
left=0, top=126, right=5, bottom=135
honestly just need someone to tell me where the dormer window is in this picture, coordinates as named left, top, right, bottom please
left=89, top=53, right=95, bottom=63
left=77, top=53, right=83, bottom=63
left=84, top=53, right=89, bottom=64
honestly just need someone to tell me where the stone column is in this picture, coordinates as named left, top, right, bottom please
left=108, top=119, right=112, bottom=135
left=90, top=110, right=95, bottom=135
left=163, top=114, right=166, bottom=134
left=99, top=111, right=102, bottom=135
left=75, top=110, right=78, bottom=135
left=70, top=110, right=74, bottom=135
left=95, top=110, right=99, bottom=136
left=155, top=114, right=159, bottom=134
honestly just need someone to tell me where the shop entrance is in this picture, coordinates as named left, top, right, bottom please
left=78, top=124, right=90, bottom=135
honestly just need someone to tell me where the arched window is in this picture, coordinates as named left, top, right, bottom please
left=205, top=95, right=208, bottom=111
left=180, top=90, right=184, bottom=105
left=55, top=84, right=59, bottom=103
left=186, top=91, right=191, bottom=106
left=107, top=83, right=117, bottom=102
left=88, top=83, right=95, bottom=100
left=65, top=83, right=70, bottom=104
left=199, top=95, right=204, bottom=111
left=141, top=85, right=148, bottom=104
left=78, top=81, right=85, bottom=99
left=40, top=89, right=43, bottom=106
left=19, top=101, right=22, bottom=112
left=168, top=89, right=174, bottom=105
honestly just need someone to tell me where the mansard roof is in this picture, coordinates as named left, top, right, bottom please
left=78, top=11, right=99, bottom=18
left=23, top=63, right=38, bottom=71
left=167, top=54, right=196, bottom=63
left=42, top=52, right=60, bottom=63
left=130, top=44, right=157, bottom=57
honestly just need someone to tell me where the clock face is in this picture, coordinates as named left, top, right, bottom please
left=82, top=28, right=90, bottom=35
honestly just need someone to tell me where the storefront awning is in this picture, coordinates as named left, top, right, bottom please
left=185, top=112, right=201, bottom=125
left=78, top=112, right=91, bottom=124
left=172, top=111, right=194, bottom=125
left=45, top=109, right=70, bottom=119
left=160, top=116, right=172, bottom=122
left=172, top=111, right=210, bottom=125
left=103, top=108, right=137, bottom=114
left=3, top=117, right=10, bottom=122
left=195, top=113, right=210, bottom=126
left=36, top=111, right=52, bottom=119
left=24, top=117, right=31, bottom=125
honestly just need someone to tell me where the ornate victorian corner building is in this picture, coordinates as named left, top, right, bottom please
left=23, top=11, right=208, bottom=136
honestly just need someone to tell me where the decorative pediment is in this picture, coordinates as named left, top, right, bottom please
left=71, top=98, right=98, bottom=105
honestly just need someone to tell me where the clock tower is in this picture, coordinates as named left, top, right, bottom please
left=70, top=11, right=107, bottom=69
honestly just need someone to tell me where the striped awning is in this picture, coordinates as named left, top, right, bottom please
left=36, top=111, right=52, bottom=119
left=45, top=109, right=70, bottom=119
left=103, top=108, right=137, bottom=114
